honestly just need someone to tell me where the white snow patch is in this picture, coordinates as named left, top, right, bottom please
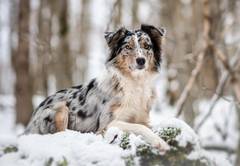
left=0, top=130, right=126, bottom=166
left=194, top=98, right=238, bottom=164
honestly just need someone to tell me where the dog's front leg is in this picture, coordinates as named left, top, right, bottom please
left=107, top=120, right=170, bottom=152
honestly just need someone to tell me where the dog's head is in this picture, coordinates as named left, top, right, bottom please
left=105, top=24, right=165, bottom=78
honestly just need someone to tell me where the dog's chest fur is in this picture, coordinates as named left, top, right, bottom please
left=113, top=77, right=155, bottom=125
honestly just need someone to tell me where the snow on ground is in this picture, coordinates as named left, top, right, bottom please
left=0, top=94, right=236, bottom=166
left=0, top=96, right=127, bottom=166
left=0, top=130, right=126, bottom=166
left=194, top=98, right=238, bottom=164
left=0, top=95, right=20, bottom=150
left=150, top=97, right=237, bottom=165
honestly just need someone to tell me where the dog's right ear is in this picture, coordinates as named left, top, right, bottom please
left=104, top=27, right=127, bottom=48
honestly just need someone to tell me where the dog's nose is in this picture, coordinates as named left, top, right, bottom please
left=136, top=58, right=146, bottom=66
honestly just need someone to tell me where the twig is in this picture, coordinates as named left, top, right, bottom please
left=195, top=49, right=240, bottom=132
left=213, top=45, right=240, bottom=103
left=175, top=52, right=205, bottom=117
left=195, top=71, right=229, bottom=131
left=212, top=44, right=235, bottom=76
left=203, top=144, right=236, bottom=154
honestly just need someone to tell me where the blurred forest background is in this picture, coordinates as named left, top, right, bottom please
left=0, top=0, right=240, bottom=165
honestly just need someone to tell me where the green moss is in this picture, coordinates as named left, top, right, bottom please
left=119, top=133, right=131, bottom=149
left=3, top=145, right=18, bottom=154
left=44, top=157, right=68, bottom=166
left=120, top=127, right=209, bottom=166
left=124, top=155, right=136, bottom=166
left=57, top=157, right=68, bottom=166
left=156, top=127, right=181, bottom=144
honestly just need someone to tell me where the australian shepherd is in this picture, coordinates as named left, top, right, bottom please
left=25, top=24, right=170, bottom=152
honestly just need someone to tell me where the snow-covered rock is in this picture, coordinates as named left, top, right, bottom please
left=0, top=118, right=226, bottom=166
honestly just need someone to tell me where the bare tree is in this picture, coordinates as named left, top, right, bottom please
left=12, top=0, right=33, bottom=126
left=35, top=0, right=52, bottom=96
left=131, top=0, right=139, bottom=28
left=78, top=0, right=91, bottom=82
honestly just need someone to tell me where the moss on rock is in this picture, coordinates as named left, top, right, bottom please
left=119, top=127, right=210, bottom=166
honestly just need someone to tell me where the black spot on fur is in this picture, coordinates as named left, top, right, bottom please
left=44, top=116, right=52, bottom=122
left=38, top=96, right=50, bottom=108
left=58, top=96, right=64, bottom=100
left=66, top=101, right=71, bottom=107
left=79, top=94, right=84, bottom=102
left=79, top=79, right=97, bottom=106
left=72, top=107, right=76, bottom=111
left=45, top=105, right=50, bottom=109
left=38, top=100, right=46, bottom=108
left=56, top=89, right=67, bottom=93
left=114, top=82, right=120, bottom=91
left=77, top=110, right=87, bottom=118
left=86, top=79, right=96, bottom=95
left=71, top=85, right=82, bottom=89
left=72, top=91, right=78, bottom=99
left=46, top=98, right=53, bottom=105
left=102, top=99, right=107, bottom=104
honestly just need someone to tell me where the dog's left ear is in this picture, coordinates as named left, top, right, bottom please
left=141, top=24, right=165, bottom=46
left=141, top=24, right=165, bottom=68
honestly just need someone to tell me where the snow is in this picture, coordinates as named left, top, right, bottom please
left=194, top=98, right=238, bottom=164
left=0, top=95, right=236, bottom=166
left=0, top=130, right=126, bottom=166
left=149, top=97, right=237, bottom=166
left=0, top=95, right=18, bottom=148
left=195, top=98, right=238, bottom=147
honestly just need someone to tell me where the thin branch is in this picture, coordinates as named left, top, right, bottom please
left=212, top=44, right=236, bottom=76
left=175, top=52, right=205, bottom=117
left=195, top=49, right=240, bottom=132
left=213, top=45, right=240, bottom=103
left=203, top=144, right=236, bottom=154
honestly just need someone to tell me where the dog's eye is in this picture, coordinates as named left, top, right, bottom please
left=144, top=44, right=151, bottom=50
left=126, top=45, right=132, bottom=50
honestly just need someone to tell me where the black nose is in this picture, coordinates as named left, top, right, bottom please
left=136, top=58, right=146, bottom=66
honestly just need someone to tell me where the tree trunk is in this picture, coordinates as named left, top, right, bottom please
left=12, top=0, right=33, bottom=126
left=78, top=0, right=90, bottom=83
left=113, top=0, right=122, bottom=28
left=199, top=0, right=221, bottom=98
left=52, top=0, right=72, bottom=90
left=35, top=0, right=52, bottom=96
left=131, top=0, right=139, bottom=28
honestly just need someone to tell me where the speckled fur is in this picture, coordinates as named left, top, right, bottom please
left=25, top=25, right=166, bottom=145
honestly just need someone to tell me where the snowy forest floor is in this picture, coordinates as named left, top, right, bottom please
left=0, top=95, right=237, bottom=166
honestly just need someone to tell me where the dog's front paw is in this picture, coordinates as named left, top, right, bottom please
left=151, top=137, right=170, bottom=154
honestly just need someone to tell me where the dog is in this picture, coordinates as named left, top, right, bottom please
left=25, top=24, right=170, bottom=152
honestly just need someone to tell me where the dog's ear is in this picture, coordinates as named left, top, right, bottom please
left=141, top=24, right=165, bottom=68
left=141, top=24, right=165, bottom=46
left=104, top=27, right=127, bottom=48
